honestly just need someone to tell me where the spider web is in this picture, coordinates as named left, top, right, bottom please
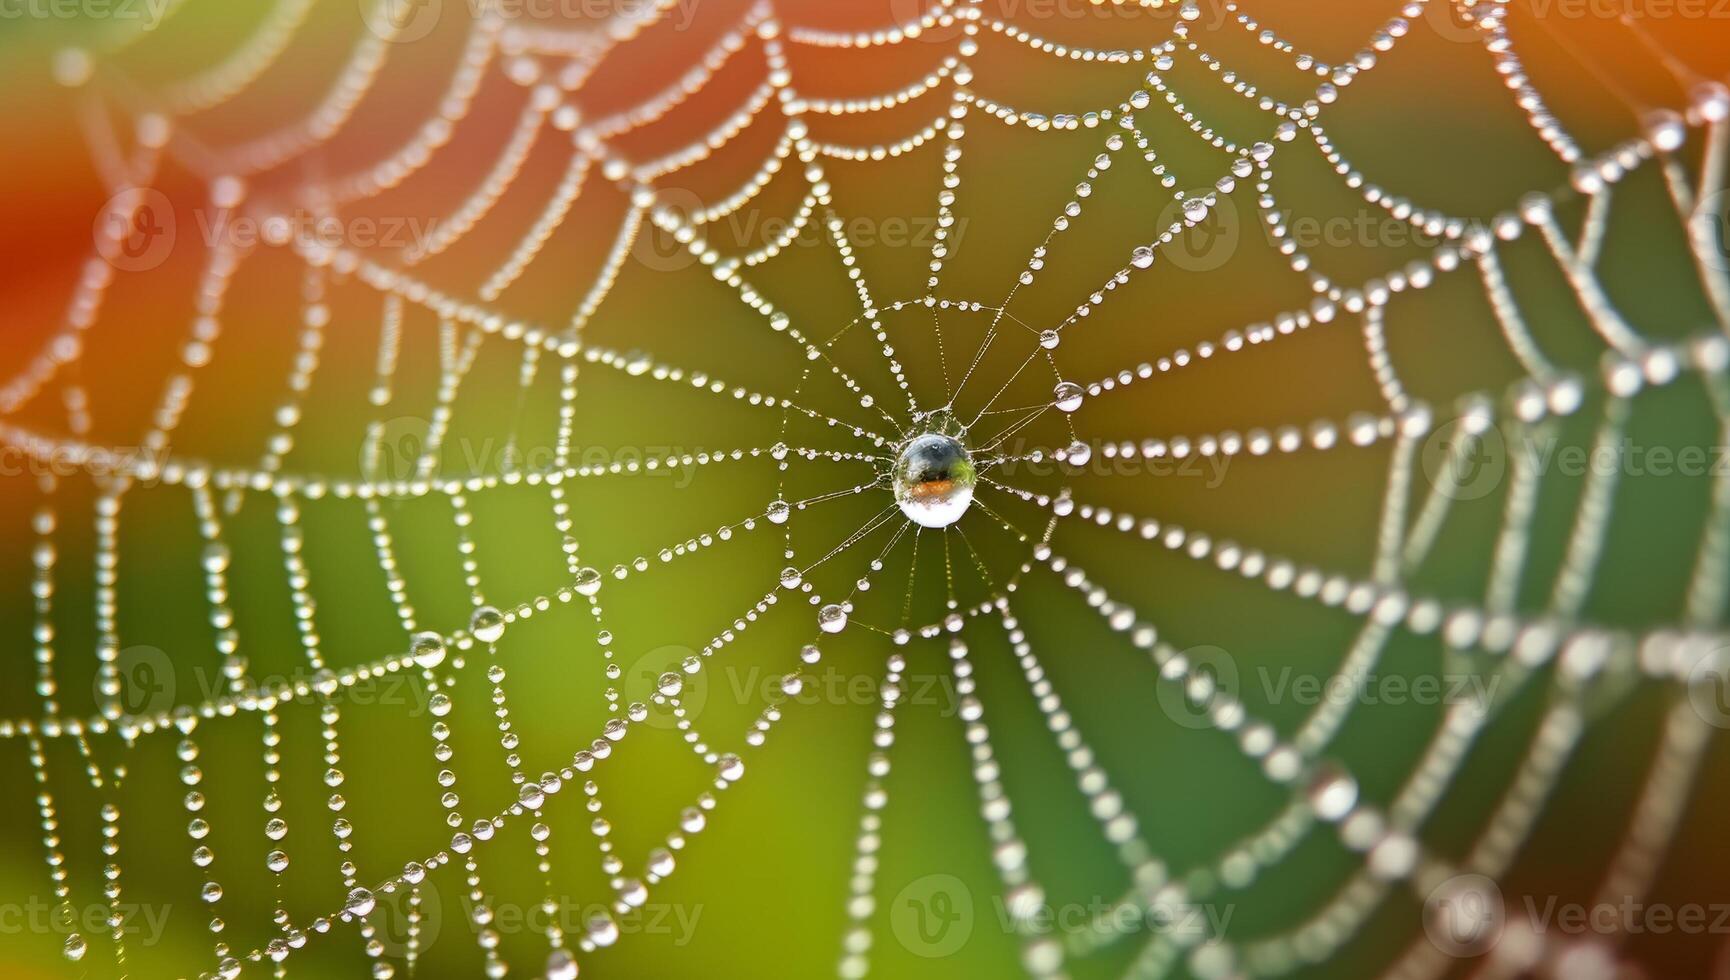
left=4, top=0, right=1730, bottom=978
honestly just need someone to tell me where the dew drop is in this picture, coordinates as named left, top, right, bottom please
left=1307, top=764, right=1358, bottom=822
left=469, top=606, right=506, bottom=644
left=766, top=499, right=791, bottom=524
left=1643, top=108, right=1686, bottom=152
left=344, top=886, right=376, bottom=918
left=1053, top=382, right=1085, bottom=413
left=657, top=671, right=684, bottom=697
left=818, top=604, right=849, bottom=633
left=717, top=753, right=745, bottom=781
left=573, top=566, right=603, bottom=597
left=410, top=632, right=447, bottom=669
left=892, top=433, right=977, bottom=529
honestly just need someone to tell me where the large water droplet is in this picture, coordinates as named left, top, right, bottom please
left=410, top=632, right=447, bottom=669
left=573, top=567, right=602, bottom=597
left=717, top=753, right=745, bottom=781
left=892, top=433, right=977, bottom=529
left=1053, top=382, right=1085, bottom=413
left=818, top=604, right=848, bottom=633
left=469, top=606, right=505, bottom=644
left=1307, top=764, right=1358, bottom=822
left=345, top=887, right=376, bottom=918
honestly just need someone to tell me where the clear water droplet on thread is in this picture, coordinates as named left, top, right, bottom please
left=818, top=604, right=848, bottom=633
left=469, top=606, right=506, bottom=644
left=1053, top=382, right=1085, bottom=413
left=410, top=632, right=447, bottom=669
left=344, top=887, right=376, bottom=918
left=892, top=433, right=977, bottom=529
